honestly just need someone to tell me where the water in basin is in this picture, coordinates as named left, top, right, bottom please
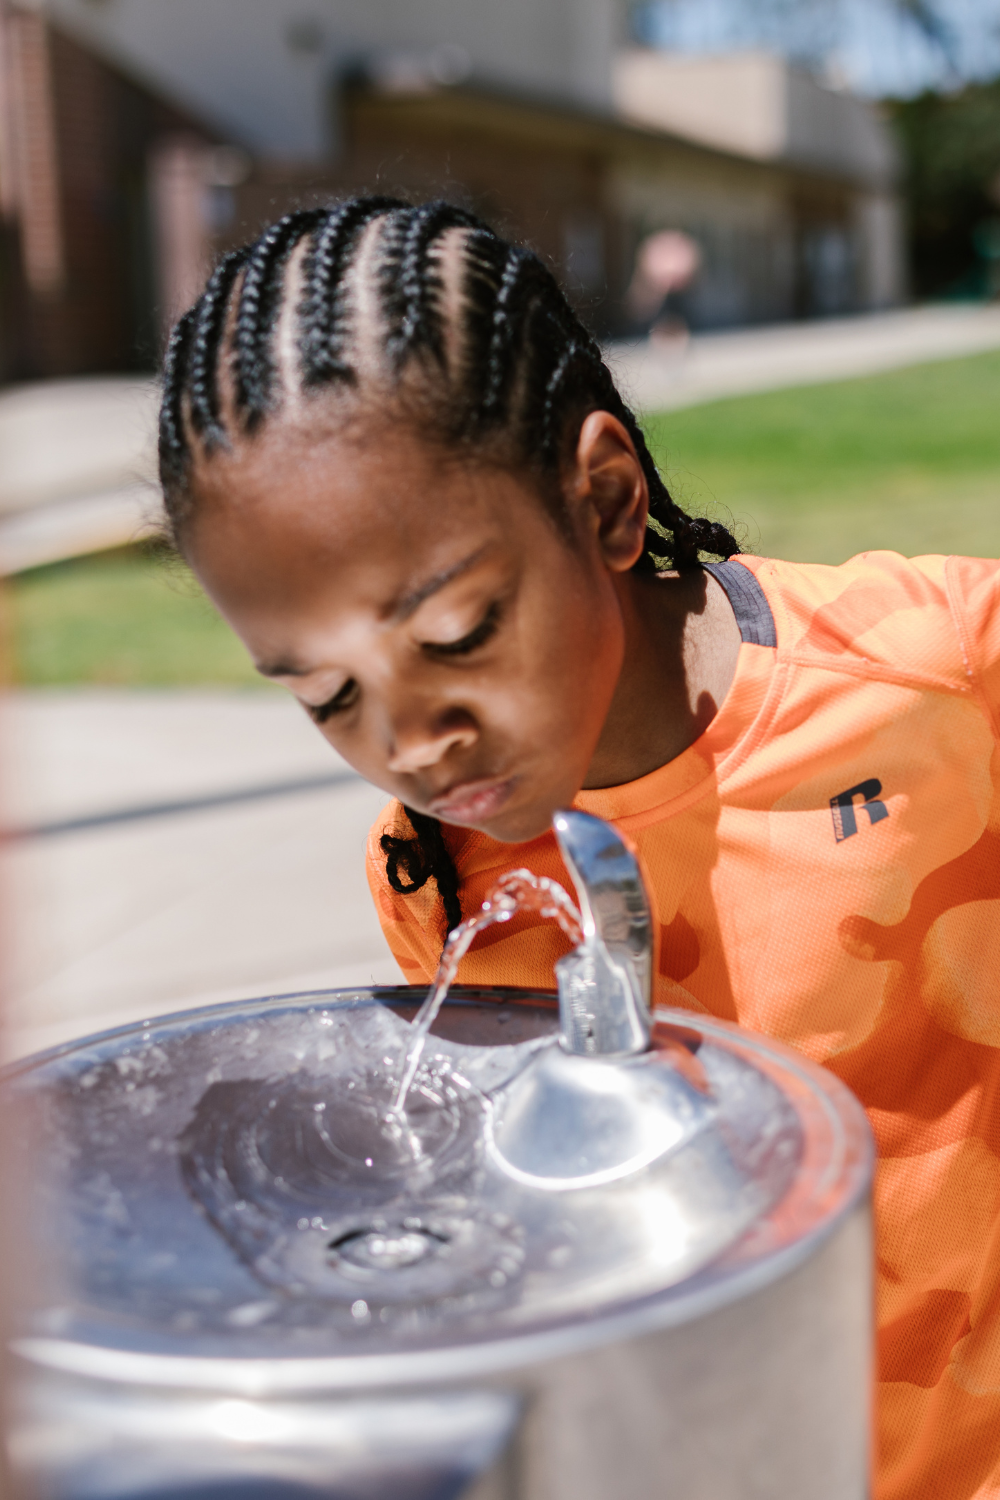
left=8, top=874, right=802, bottom=1358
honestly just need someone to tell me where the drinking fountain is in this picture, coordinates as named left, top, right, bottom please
left=3, top=811, right=873, bottom=1499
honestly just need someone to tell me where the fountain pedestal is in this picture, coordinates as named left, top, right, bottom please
left=4, top=985, right=872, bottom=1500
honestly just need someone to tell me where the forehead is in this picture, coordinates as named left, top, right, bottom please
left=185, top=414, right=548, bottom=615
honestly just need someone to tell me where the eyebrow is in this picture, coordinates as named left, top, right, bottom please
left=389, top=546, right=489, bottom=623
left=254, top=546, right=490, bottom=679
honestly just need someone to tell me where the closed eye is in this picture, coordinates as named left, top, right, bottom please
left=308, top=678, right=360, bottom=724
left=422, top=602, right=501, bottom=658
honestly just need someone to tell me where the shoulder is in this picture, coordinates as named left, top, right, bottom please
left=736, top=551, right=977, bottom=688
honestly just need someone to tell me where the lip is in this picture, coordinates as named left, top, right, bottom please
left=427, top=775, right=517, bottom=825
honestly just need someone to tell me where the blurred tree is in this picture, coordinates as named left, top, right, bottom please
left=887, top=80, right=1000, bottom=298
left=628, top=0, right=1000, bottom=300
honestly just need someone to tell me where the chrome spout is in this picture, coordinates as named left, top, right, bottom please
left=552, top=810, right=652, bottom=1057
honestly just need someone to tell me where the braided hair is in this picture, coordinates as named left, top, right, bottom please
left=158, top=197, right=739, bottom=942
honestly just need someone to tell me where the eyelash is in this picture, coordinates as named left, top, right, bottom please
left=308, top=603, right=502, bottom=723
left=422, top=602, right=502, bottom=658
left=308, top=679, right=359, bottom=724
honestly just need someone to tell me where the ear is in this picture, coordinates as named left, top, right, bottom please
left=568, top=410, right=649, bottom=573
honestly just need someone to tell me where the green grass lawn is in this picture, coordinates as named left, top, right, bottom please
left=6, top=548, right=264, bottom=687
left=6, top=347, right=1000, bottom=685
left=644, top=347, right=1000, bottom=564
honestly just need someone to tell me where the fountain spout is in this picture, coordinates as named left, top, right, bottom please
left=552, top=811, right=652, bottom=1057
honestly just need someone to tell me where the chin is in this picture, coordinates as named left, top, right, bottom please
left=475, top=800, right=562, bottom=846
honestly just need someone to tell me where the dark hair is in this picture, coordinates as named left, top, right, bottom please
left=158, top=196, right=739, bottom=942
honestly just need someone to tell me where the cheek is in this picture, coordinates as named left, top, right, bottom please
left=538, top=559, right=622, bottom=679
left=493, top=570, right=624, bottom=736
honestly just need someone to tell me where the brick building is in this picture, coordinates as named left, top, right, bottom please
left=0, top=1, right=213, bottom=381
left=0, top=0, right=906, bottom=382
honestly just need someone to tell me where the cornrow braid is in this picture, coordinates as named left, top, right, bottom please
left=299, top=196, right=404, bottom=387
left=482, top=244, right=546, bottom=417
left=232, top=208, right=326, bottom=427
left=383, top=200, right=481, bottom=371
left=158, top=196, right=740, bottom=948
left=158, top=308, right=198, bottom=494
left=186, top=247, right=251, bottom=451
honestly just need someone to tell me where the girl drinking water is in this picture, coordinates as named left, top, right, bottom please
left=159, top=197, right=1000, bottom=1500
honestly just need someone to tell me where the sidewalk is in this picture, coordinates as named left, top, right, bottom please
left=2, top=691, right=403, bottom=1060
left=0, top=377, right=160, bottom=573
left=3, top=305, right=1000, bottom=573
left=606, top=302, right=1000, bottom=415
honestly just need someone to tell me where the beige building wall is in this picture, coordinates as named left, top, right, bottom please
left=613, top=49, right=898, bottom=187
left=613, top=50, right=788, bottom=162
left=613, top=49, right=905, bottom=317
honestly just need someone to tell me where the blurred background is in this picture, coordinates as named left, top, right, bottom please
left=1, top=0, right=1000, bottom=1059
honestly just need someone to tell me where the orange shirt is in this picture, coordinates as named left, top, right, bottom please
left=367, top=550, right=1000, bottom=1500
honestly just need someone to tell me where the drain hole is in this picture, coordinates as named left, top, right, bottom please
left=329, top=1225, right=449, bottom=1271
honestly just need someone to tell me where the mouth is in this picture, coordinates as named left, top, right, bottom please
left=426, top=775, right=517, bottom=826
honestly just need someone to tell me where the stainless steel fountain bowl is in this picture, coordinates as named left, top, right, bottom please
left=3, top=985, right=873, bottom=1500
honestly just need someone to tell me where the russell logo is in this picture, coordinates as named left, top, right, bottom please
left=830, top=779, right=889, bottom=842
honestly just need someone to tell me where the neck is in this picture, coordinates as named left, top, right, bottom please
left=582, top=567, right=742, bottom=790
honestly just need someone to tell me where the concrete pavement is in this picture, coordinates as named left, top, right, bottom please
left=606, top=301, right=1000, bottom=414
left=2, top=691, right=404, bottom=1060
left=0, top=377, right=160, bottom=572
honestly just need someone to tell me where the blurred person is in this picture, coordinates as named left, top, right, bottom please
left=159, top=198, right=1000, bottom=1500
left=626, top=228, right=701, bottom=346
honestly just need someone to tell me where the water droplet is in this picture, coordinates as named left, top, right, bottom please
left=334, top=1226, right=445, bottom=1271
left=351, top=1299, right=369, bottom=1320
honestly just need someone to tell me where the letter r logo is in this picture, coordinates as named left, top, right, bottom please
left=830, top=779, right=888, bottom=842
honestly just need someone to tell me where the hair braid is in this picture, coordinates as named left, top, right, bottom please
left=381, top=805, right=463, bottom=939
left=232, top=209, right=325, bottom=427
left=482, top=245, right=541, bottom=417
left=159, top=196, right=741, bottom=950
left=185, top=247, right=251, bottom=450
left=158, top=308, right=198, bottom=493
left=299, top=195, right=404, bottom=387
left=387, top=201, right=482, bottom=370
left=455, top=230, right=515, bottom=426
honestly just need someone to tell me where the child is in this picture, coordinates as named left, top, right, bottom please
left=159, top=197, right=1000, bottom=1500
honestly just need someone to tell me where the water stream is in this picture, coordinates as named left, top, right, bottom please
left=176, top=872, right=588, bottom=1315
left=167, top=868, right=798, bottom=1326
left=390, top=870, right=582, bottom=1116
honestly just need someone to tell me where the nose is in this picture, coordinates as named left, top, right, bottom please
left=385, top=708, right=478, bottom=775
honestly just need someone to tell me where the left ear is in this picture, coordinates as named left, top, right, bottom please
left=568, top=410, right=649, bottom=573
